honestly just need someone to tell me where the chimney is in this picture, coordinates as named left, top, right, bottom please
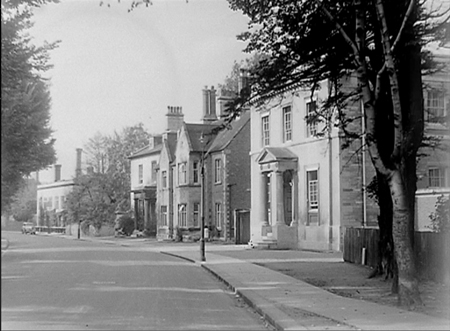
left=54, top=164, right=61, bottom=182
left=35, top=171, right=40, bottom=185
left=166, top=106, right=184, bottom=132
left=217, top=88, right=235, bottom=116
left=238, top=68, right=250, bottom=97
left=76, top=148, right=82, bottom=177
left=202, top=86, right=217, bottom=124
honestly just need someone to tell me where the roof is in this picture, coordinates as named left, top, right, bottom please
left=128, top=144, right=163, bottom=160
left=184, top=123, right=219, bottom=152
left=256, top=147, right=298, bottom=164
left=207, top=111, right=250, bottom=153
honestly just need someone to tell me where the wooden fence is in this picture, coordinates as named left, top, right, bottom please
left=343, top=227, right=450, bottom=282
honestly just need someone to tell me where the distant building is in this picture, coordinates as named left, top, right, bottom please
left=36, top=148, right=83, bottom=228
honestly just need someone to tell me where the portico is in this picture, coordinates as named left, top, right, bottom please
left=256, top=147, right=298, bottom=249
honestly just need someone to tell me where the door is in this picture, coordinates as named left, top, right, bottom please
left=236, top=210, right=250, bottom=244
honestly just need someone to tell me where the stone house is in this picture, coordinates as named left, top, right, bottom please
left=249, top=48, right=449, bottom=251
left=128, top=133, right=163, bottom=235
left=36, top=148, right=83, bottom=228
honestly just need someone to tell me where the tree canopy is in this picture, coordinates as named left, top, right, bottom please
left=65, top=123, right=150, bottom=231
left=1, top=0, right=59, bottom=211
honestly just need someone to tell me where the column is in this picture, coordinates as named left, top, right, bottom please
left=144, top=198, right=150, bottom=232
left=260, top=173, right=269, bottom=226
left=290, top=171, right=299, bottom=226
left=275, top=171, right=285, bottom=225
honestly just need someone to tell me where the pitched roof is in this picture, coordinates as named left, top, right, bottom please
left=184, top=123, right=219, bottom=152
left=207, top=111, right=250, bottom=153
left=128, top=143, right=163, bottom=160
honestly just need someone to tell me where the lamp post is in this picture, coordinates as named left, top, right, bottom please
left=199, top=133, right=206, bottom=262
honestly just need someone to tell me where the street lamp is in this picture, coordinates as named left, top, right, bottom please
left=199, top=133, right=206, bottom=262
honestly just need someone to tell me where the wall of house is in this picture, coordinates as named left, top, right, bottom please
left=250, top=84, right=347, bottom=251
left=37, top=181, right=75, bottom=226
left=227, top=119, right=252, bottom=240
left=172, top=126, right=202, bottom=230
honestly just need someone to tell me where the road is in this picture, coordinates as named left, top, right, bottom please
left=1, top=231, right=270, bottom=330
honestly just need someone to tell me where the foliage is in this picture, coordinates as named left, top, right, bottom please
left=427, top=195, right=450, bottom=233
left=9, top=177, right=37, bottom=223
left=1, top=0, right=59, bottom=211
left=65, top=123, right=150, bottom=231
left=227, top=0, right=449, bottom=307
left=114, top=213, right=135, bottom=236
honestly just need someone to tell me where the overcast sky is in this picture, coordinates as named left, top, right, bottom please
left=30, top=0, right=249, bottom=183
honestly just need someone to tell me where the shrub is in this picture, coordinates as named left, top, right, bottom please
left=428, top=195, right=450, bottom=234
left=115, top=214, right=135, bottom=236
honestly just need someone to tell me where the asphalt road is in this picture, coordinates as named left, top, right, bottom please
left=1, top=231, right=269, bottom=330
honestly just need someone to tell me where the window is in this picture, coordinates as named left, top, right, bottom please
left=60, top=196, right=65, bottom=210
left=428, top=167, right=446, bottom=188
left=193, top=161, right=199, bottom=184
left=306, top=101, right=318, bottom=137
left=426, top=89, right=445, bottom=122
left=214, top=159, right=222, bottom=184
left=307, top=170, right=319, bottom=225
left=138, top=164, right=143, bottom=184
left=162, top=170, right=167, bottom=188
left=54, top=196, right=60, bottom=210
left=193, top=203, right=200, bottom=227
left=215, top=202, right=223, bottom=230
left=262, top=115, right=270, bottom=146
left=178, top=163, right=187, bottom=185
left=178, top=204, right=187, bottom=227
left=283, top=106, right=292, bottom=142
left=161, top=206, right=168, bottom=226
left=151, top=161, right=157, bottom=182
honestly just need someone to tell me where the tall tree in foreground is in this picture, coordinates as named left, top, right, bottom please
left=226, top=0, right=448, bottom=307
left=1, top=0, right=58, bottom=212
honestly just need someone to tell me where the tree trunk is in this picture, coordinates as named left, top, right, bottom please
left=388, top=169, right=422, bottom=307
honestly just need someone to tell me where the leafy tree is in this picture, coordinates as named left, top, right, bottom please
left=1, top=0, right=58, bottom=211
left=65, top=123, right=150, bottom=232
left=9, top=177, right=38, bottom=223
left=226, top=0, right=448, bottom=307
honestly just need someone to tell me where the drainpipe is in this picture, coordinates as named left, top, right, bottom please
left=361, top=100, right=367, bottom=227
left=328, top=124, right=333, bottom=251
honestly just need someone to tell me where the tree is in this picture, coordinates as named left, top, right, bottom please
left=1, top=0, right=59, bottom=212
left=9, top=177, right=38, bottom=223
left=65, top=123, right=150, bottom=232
left=226, top=0, right=448, bottom=307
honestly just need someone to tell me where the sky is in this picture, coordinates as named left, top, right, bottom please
left=29, top=0, right=249, bottom=183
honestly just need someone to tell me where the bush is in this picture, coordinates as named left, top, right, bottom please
left=114, top=214, right=135, bottom=236
left=428, top=195, right=450, bottom=234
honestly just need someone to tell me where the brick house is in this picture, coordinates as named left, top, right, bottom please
left=130, top=87, right=251, bottom=242
left=415, top=49, right=450, bottom=231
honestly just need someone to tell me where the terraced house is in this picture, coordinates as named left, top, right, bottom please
left=129, top=87, right=251, bottom=243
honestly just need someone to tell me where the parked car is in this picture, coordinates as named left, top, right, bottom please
left=22, top=222, right=36, bottom=235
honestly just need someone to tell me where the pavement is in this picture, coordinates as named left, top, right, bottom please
left=3, top=232, right=449, bottom=330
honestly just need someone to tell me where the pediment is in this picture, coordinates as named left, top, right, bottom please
left=256, top=147, right=297, bottom=164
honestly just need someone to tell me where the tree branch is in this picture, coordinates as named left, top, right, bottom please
left=391, top=0, right=415, bottom=53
